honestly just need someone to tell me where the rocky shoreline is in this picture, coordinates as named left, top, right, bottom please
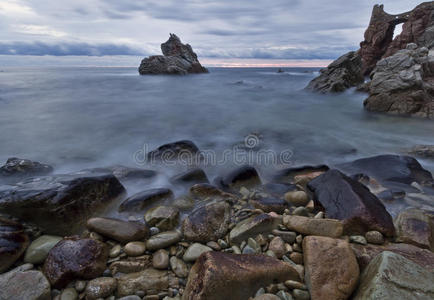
left=0, top=141, right=433, bottom=300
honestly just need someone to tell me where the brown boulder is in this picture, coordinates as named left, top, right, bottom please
left=303, top=236, right=359, bottom=300
left=394, top=208, right=434, bottom=251
left=43, top=237, right=108, bottom=288
left=0, top=218, right=29, bottom=273
left=86, top=217, right=149, bottom=243
left=183, top=252, right=299, bottom=300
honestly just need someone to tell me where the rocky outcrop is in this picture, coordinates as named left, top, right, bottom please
left=0, top=174, right=125, bottom=235
left=305, top=51, right=364, bottom=93
left=138, top=34, right=208, bottom=75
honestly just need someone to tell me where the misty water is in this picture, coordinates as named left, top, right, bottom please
left=1, top=65, right=433, bottom=215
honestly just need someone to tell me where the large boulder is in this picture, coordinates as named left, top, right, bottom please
left=0, top=265, right=51, bottom=300
left=139, top=34, right=208, bottom=75
left=0, top=218, right=29, bottom=273
left=395, top=208, right=434, bottom=250
left=303, top=236, right=359, bottom=300
left=353, top=251, right=434, bottom=299
left=0, top=157, right=53, bottom=183
left=182, top=201, right=231, bottom=242
left=43, top=237, right=108, bottom=288
left=0, top=174, right=125, bottom=235
left=306, top=51, right=364, bottom=93
left=86, top=217, right=149, bottom=243
left=183, top=252, right=300, bottom=300
left=308, top=169, right=395, bottom=236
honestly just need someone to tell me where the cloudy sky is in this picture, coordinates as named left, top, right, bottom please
left=0, top=0, right=422, bottom=62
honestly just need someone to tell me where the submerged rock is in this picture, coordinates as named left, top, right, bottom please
left=147, top=140, right=200, bottom=162
left=218, top=165, right=262, bottom=191
left=0, top=218, right=29, bottom=273
left=170, top=168, right=209, bottom=185
left=139, top=34, right=208, bottom=75
left=183, top=252, right=300, bottom=300
left=0, top=157, right=53, bottom=182
left=0, top=174, right=125, bottom=235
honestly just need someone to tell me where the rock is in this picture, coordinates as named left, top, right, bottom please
left=139, top=34, right=208, bottom=75
left=183, top=252, right=300, bottom=300
left=75, top=280, right=87, bottom=292
left=350, top=242, right=434, bottom=271
left=250, top=197, right=288, bottom=214
left=85, top=277, right=117, bottom=300
left=124, top=241, right=146, bottom=257
left=0, top=218, right=29, bottom=273
left=107, top=165, right=156, bottom=181
left=147, top=140, right=200, bottom=162
left=268, top=236, right=286, bottom=259
left=0, top=174, right=125, bottom=235
left=353, top=251, right=434, bottom=299
left=407, top=145, right=434, bottom=159
left=169, top=256, right=189, bottom=278
left=283, top=215, right=343, bottom=238
left=306, top=51, right=364, bottom=93
left=365, top=230, right=384, bottom=244
left=60, top=288, right=78, bottom=300
left=0, top=266, right=50, bottom=300
left=303, top=236, right=359, bottom=300
left=87, top=217, right=149, bottom=243
left=144, top=206, right=179, bottom=231
left=292, top=207, right=308, bottom=217
left=273, top=165, right=329, bottom=184
left=119, top=188, right=174, bottom=212
left=182, top=243, right=212, bottom=262
left=109, top=257, right=152, bottom=275
left=0, top=157, right=53, bottom=182
left=394, top=208, right=434, bottom=250
left=152, top=249, right=169, bottom=269
left=170, top=168, right=209, bottom=185
left=145, top=230, right=182, bottom=251
left=117, top=268, right=175, bottom=297
left=254, top=294, right=281, bottom=300
left=349, top=235, right=367, bottom=245
left=182, top=201, right=231, bottom=242
left=284, top=191, right=309, bottom=207
left=229, top=213, right=279, bottom=245
left=284, top=280, right=307, bottom=290
left=219, top=165, right=262, bottom=191
left=292, top=290, right=309, bottom=300
left=308, top=169, right=395, bottom=236
left=43, top=237, right=108, bottom=288
left=257, top=182, right=297, bottom=198
left=24, top=235, right=62, bottom=264
left=272, top=230, right=296, bottom=244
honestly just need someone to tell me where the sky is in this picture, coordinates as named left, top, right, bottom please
left=0, top=0, right=423, bottom=65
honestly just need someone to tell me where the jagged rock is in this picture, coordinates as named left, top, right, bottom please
left=119, top=188, right=174, bottom=212
left=308, top=169, right=395, bottom=236
left=394, top=208, right=434, bottom=250
left=305, top=51, right=364, bottom=93
left=0, top=157, right=53, bottom=183
left=0, top=218, right=29, bottom=273
left=0, top=174, right=125, bottom=235
left=353, top=251, right=434, bottom=300
left=138, top=34, right=208, bottom=75
left=183, top=252, right=300, bottom=300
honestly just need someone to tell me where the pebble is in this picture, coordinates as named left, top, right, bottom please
left=255, top=234, right=268, bottom=246
left=268, top=236, right=286, bottom=258
left=365, top=230, right=384, bottom=244
left=276, top=291, right=293, bottom=300
left=60, top=288, right=78, bottom=300
left=242, top=245, right=257, bottom=254
left=289, top=252, right=303, bottom=265
left=232, top=245, right=241, bottom=254
left=85, top=277, right=117, bottom=300
left=170, top=256, right=189, bottom=278
left=313, top=212, right=324, bottom=219
left=217, top=239, right=228, bottom=249
left=24, top=235, right=63, bottom=264
left=124, top=241, right=146, bottom=256
left=150, top=227, right=160, bottom=235
left=74, top=280, right=87, bottom=292
left=349, top=235, right=367, bottom=245
left=153, top=249, right=169, bottom=269
left=118, top=296, right=141, bottom=300
left=284, top=191, right=309, bottom=207
left=295, top=235, right=303, bottom=245
left=109, top=244, right=121, bottom=258
left=182, top=243, right=212, bottom=262
left=255, top=287, right=266, bottom=296
left=292, top=207, right=309, bottom=217
left=284, top=280, right=307, bottom=290
left=272, top=230, right=296, bottom=244
left=293, top=289, right=310, bottom=300
left=265, top=250, right=277, bottom=257
left=206, top=241, right=221, bottom=251
left=247, top=238, right=261, bottom=253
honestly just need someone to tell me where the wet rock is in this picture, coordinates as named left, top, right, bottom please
left=351, top=242, right=434, bottom=271
left=24, top=235, right=62, bottom=264
left=229, top=213, right=280, bottom=245
left=353, top=251, right=434, bottom=299
left=0, top=265, right=51, bottom=300
left=170, top=168, right=209, bottom=185
left=0, top=218, right=29, bottom=273
left=145, top=231, right=182, bottom=251
left=108, top=165, right=157, bottom=181
left=350, top=235, right=367, bottom=245
left=306, top=51, right=364, bottom=93
left=147, top=140, right=200, bottom=161
left=303, top=236, right=359, bottom=300
left=183, top=252, right=300, bottom=300
left=284, top=191, right=309, bottom=207
left=124, top=242, right=146, bottom=257
left=117, top=268, right=175, bottom=297
left=257, top=182, right=297, bottom=198
left=0, top=157, right=53, bottom=182
left=0, top=174, right=125, bottom=235
left=60, top=288, right=78, bottom=300
left=308, top=169, right=395, bottom=236
left=254, top=294, right=281, bottom=300
left=365, top=230, right=384, bottom=245
left=268, top=236, right=286, bottom=259
left=85, top=277, right=117, bottom=300
left=170, top=256, right=189, bottom=278
left=250, top=197, right=288, bottom=214
left=219, top=165, right=261, bottom=191
left=119, top=188, right=174, bottom=212
left=139, top=34, right=208, bottom=75
left=182, top=201, right=231, bottom=242
left=144, top=206, right=179, bottom=231
left=183, top=243, right=212, bottom=262
left=407, top=145, right=434, bottom=159
left=43, top=237, right=108, bottom=288
left=109, top=257, right=152, bottom=275
left=87, top=217, right=149, bottom=243
left=283, top=215, right=343, bottom=238
left=272, top=230, right=296, bottom=244
left=273, top=165, right=329, bottom=184
left=152, top=249, right=169, bottom=269
left=394, top=208, right=434, bottom=250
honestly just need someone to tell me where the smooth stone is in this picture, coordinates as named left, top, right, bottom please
left=242, top=245, right=257, bottom=254
left=284, top=280, right=307, bottom=290
left=24, top=235, right=62, bottom=264
left=350, top=235, right=367, bottom=245
left=75, top=280, right=87, bottom=292
left=145, top=231, right=182, bottom=251
left=124, top=242, right=146, bottom=257
left=169, top=256, right=189, bottom=278
left=144, top=206, right=179, bottom=231
left=0, top=266, right=51, bottom=300
left=272, top=230, right=296, bottom=244
left=60, top=288, right=78, bottom=300
left=365, top=230, right=384, bottom=245
left=250, top=197, right=288, bottom=214
left=289, top=252, right=303, bottom=265
left=153, top=249, right=169, bottom=269
left=85, top=277, right=117, bottom=300
left=118, top=296, right=141, bottom=300
left=269, top=236, right=286, bottom=259
left=292, top=207, right=308, bottom=217
left=109, top=244, right=121, bottom=258
left=109, top=257, right=152, bottom=275
left=283, top=215, right=343, bottom=238
left=292, top=289, right=310, bottom=300
left=276, top=291, right=293, bottom=300
left=183, top=243, right=212, bottom=262
left=116, top=268, right=174, bottom=297
left=87, top=217, right=149, bottom=243
left=284, top=191, right=309, bottom=207
left=254, top=294, right=281, bottom=300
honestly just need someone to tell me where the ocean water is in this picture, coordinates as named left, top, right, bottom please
left=0, top=65, right=433, bottom=186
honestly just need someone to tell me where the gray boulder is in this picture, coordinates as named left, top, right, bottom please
left=138, top=34, right=208, bottom=75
